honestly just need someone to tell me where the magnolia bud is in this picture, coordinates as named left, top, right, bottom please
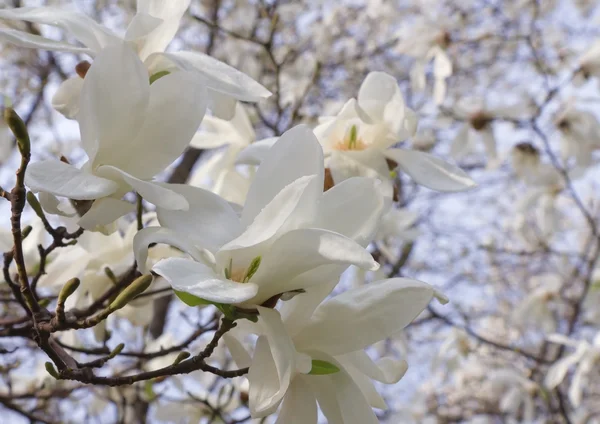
left=172, top=351, right=190, bottom=365
left=26, top=192, right=45, bottom=221
left=109, top=275, right=153, bottom=311
left=109, top=343, right=125, bottom=359
left=44, top=362, right=60, bottom=379
left=21, top=225, right=32, bottom=240
left=4, top=108, right=30, bottom=157
left=58, top=278, right=80, bottom=305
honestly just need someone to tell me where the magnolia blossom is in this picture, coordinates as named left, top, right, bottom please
left=554, top=102, right=600, bottom=169
left=513, top=273, right=562, bottom=333
left=134, top=125, right=387, bottom=307
left=0, top=220, right=46, bottom=281
left=311, top=72, right=474, bottom=194
left=25, top=43, right=207, bottom=231
left=188, top=103, right=261, bottom=205
left=0, top=1, right=270, bottom=119
left=545, top=333, right=600, bottom=407
left=233, top=278, right=445, bottom=422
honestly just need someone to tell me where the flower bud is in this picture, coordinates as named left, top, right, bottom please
left=26, top=191, right=45, bottom=221
left=4, top=108, right=30, bottom=157
left=172, top=351, right=190, bottom=365
left=109, top=343, right=125, bottom=359
left=58, top=278, right=80, bottom=305
left=44, top=362, right=60, bottom=379
left=109, top=275, right=153, bottom=311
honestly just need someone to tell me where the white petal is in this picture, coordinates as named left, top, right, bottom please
left=249, top=307, right=296, bottom=417
left=133, top=227, right=208, bottom=273
left=242, top=125, right=324, bottom=227
left=154, top=51, right=271, bottom=102
left=0, top=6, right=118, bottom=51
left=274, top=378, right=318, bottom=424
left=80, top=42, right=149, bottom=165
left=253, top=228, right=379, bottom=304
left=51, top=77, right=84, bottom=119
left=25, top=160, right=118, bottom=200
left=294, top=278, right=436, bottom=355
left=340, top=351, right=407, bottom=384
left=0, top=28, right=91, bottom=54
left=115, top=71, right=207, bottom=179
left=358, top=71, right=403, bottom=121
left=135, top=0, right=190, bottom=57
left=450, top=124, right=471, bottom=159
left=38, top=192, right=76, bottom=217
left=385, top=148, right=476, bottom=192
left=330, top=369, right=380, bottom=424
left=306, top=375, right=344, bottom=423
left=314, top=177, right=386, bottom=246
left=223, top=333, right=252, bottom=368
left=78, top=198, right=134, bottom=231
left=235, top=137, right=279, bottom=166
left=96, top=165, right=188, bottom=211
left=156, top=184, right=243, bottom=251
left=207, top=90, right=238, bottom=120
left=153, top=257, right=258, bottom=304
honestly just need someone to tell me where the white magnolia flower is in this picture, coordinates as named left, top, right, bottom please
left=488, top=369, right=540, bottom=423
left=0, top=219, right=47, bottom=281
left=188, top=103, right=260, bottom=205
left=545, top=332, right=600, bottom=407
left=25, top=42, right=207, bottom=231
left=237, top=278, right=445, bottom=422
left=0, top=1, right=270, bottom=119
left=312, top=72, right=474, bottom=194
left=513, top=273, right=562, bottom=333
left=554, top=102, right=600, bottom=169
left=134, top=125, right=387, bottom=307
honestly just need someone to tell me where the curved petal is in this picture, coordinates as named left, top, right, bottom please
left=358, top=71, right=404, bottom=121
left=78, top=197, right=134, bottom=231
left=294, top=278, right=436, bottom=355
left=25, top=160, right=118, bottom=200
left=81, top=42, right=149, bottom=165
left=156, top=184, right=243, bottom=251
left=51, top=77, right=84, bottom=119
left=339, top=351, right=407, bottom=384
left=274, top=377, right=318, bottom=424
left=207, top=89, right=238, bottom=120
left=385, top=148, right=476, bottom=192
left=314, top=177, right=386, bottom=246
left=330, top=368, right=382, bottom=423
left=135, top=0, right=190, bottom=58
left=242, top=125, right=324, bottom=226
left=0, top=28, right=91, bottom=54
left=154, top=51, right=271, bottom=102
left=96, top=165, right=188, bottom=211
left=249, top=307, right=296, bottom=417
left=235, top=137, right=279, bottom=166
left=153, top=257, right=258, bottom=304
left=116, top=70, right=207, bottom=179
left=0, top=6, right=118, bottom=51
left=133, top=227, right=207, bottom=273
left=38, top=192, right=76, bottom=217
left=253, top=228, right=379, bottom=304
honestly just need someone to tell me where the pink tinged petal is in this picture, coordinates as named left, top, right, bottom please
left=78, top=198, right=135, bottom=231
left=385, top=148, right=476, bottom=192
left=314, top=177, right=386, bottom=246
left=294, top=278, right=436, bottom=355
left=235, top=137, right=279, bottom=166
left=153, top=51, right=271, bottom=102
left=96, top=165, right=188, bottom=211
left=252, top=228, right=379, bottom=304
left=79, top=42, right=149, bottom=165
left=274, top=378, right=318, bottom=424
left=25, top=160, right=118, bottom=200
left=51, top=77, right=84, bottom=119
left=220, top=175, right=320, bottom=253
left=242, top=125, right=324, bottom=227
left=153, top=257, right=258, bottom=304
left=0, top=28, right=91, bottom=54
left=156, top=184, right=243, bottom=251
left=116, top=71, right=207, bottom=179
left=249, top=307, right=296, bottom=417
left=0, top=6, right=119, bottom=51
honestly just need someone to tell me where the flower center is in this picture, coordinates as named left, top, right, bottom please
left=223, top=256, right=261, bottom=283
left=334, top=124, right=367, bottom=151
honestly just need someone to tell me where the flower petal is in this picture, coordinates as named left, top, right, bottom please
left=358, top=71, right=404, bottom=121
left=207, top=89, right=238, bottom=120
left=96, top=165, right=188, bottom=211
left=235, top=137, right=279, bottom=166
left=115, top=71, right=207, bottom=179
left=314, top=177, right=386, bottom=246
left=154, top=51, right=271, bottom=102
left=51, top=77, right=84, bottom=119
left=385, top=148, right=476, bottom=192
left=252, top=228, right=379, bottom=304
left=153, top=257, right=258, bottom=304
left=25, top=160, right=118, bottom=200
left=0, top=6, right=118, bottom=51
left=80, top=42, right=149, bottom=165
left=242, top=125, right=324, bottom=227
left=133, top=227, right=208, bottom=274
left=274, top=377, right=318, bottom=424
left=156, top=184, right=243, bottom=251
left=135, top=0, right=190, bottom=57
left=249, top=307, right=296, bottom=417
left=294, top=278, right=436, bottom=355
left=0, top=28, right=91, bottom=54
left=78, top=197, right=134, bottom=231
left=329, top=369, right=380, bottom=424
